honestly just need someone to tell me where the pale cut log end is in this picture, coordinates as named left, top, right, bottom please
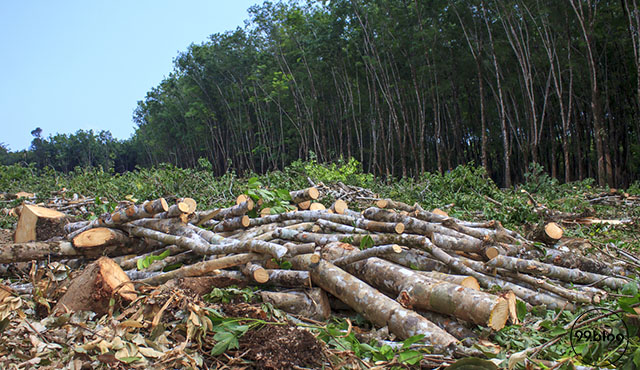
left=177, top=201, right=191, bottom=213
left=309, top=202, right=326, bottom=211
left=375, top=199, right=389, bottom=208
left=246, top=198, right=255, bottom=211
left=241, top=215, right=251, bottom=227
left=236, top=194, right=249, bottom=205
left=308, top=187, right=320, bottom=200
left=432, top=208, right=448, bottom=217
left=331, top=199, right=348, bottom=214
left=309, top=253, right=321, bottom=264
left=298, top=200, right=312, bottom=210
left=260, top=208, right=271, bottom=217
left=158, top=198, right=169, bottom=212
left=391, top=244, right=403, bottom=254
left=253, top=267, right=269, bottom=284
left=485, top=246, right=502, bottom=260
left=73, top=227, right=120, bottom=248
left=181, top=198, right=197, bottom=213
left=488, top=297, right=509, bottom=331
left=544, top=222, right=563, bottom=240
left=460, top=276, right=481, bottom=291
left=394, top=223, right=405, bottom=234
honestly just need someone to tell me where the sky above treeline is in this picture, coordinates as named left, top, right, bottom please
left=0, top=0, right=259, bottom=152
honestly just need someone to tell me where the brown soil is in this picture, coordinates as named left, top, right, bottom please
left=240, top=324, right=324, bottom=370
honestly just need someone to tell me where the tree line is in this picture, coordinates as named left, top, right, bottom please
left=3, top=0, right=640, bottom=187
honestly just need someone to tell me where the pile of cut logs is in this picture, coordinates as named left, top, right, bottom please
left=1, top=186, right=634, bottom=354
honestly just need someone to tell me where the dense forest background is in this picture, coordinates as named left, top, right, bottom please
left=2, top=0, right=640, bottom=188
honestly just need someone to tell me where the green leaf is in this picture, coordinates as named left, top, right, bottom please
left=359, top=234, right=374, bottom=250
left=516, top=300, right=527, bottom=322
left=402, top=334, right=424, bottom=348
left=398, top=349, right=422, bottom=365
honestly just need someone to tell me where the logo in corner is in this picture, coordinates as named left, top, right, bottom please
left=569, top=307, right=629, bottom=366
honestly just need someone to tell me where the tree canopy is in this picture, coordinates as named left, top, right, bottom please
left=4, top=0, right=640, bottom=187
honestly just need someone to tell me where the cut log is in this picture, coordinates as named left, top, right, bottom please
left=54, top=257, right=136, bottom=315
left=260, top=288, right=330, bottom=320
left=539, top=248, right=626, bottom=277
left=374, top=199, right=418, bottom=212
left=415, top=238, right=576, bottom=311
left=139, top=253, right=262, bottom=286
left=192, top=200, right=253, bottom=226
left=177, top=197, right=197, bottom=213
left=289, top=187, right=320, bottom=203
left=14, top=204, right=67, bottom=243
left=72, top=227, right=131, bottom=248
left=236, top=194, right=250, bottom=206
left=297, top=200, right=312, bottom=210
left=330, top=200, right=349, bottom=214
left=316, top=219, right=368, bottom=234
left=362, top=208, right=485, bottom=253
left=309, top=202, right=326, bottom=211
left=213, top=215, right=251, bottom=232
left=0, top=239, right=160, bottom=264
left=432, top=208, right=449, bottom=217
left=331, top=244, right=404, bottom=267
left=241, top=262, right=269, bottom=283
left=289, top=253, right=458, bottom=350
left=260, top=208, right=272, bottom=217
left=486, top=254, right=629, bottom=290
left=531, top=222, right=563, bottom=245
left=321, top=243, right=509, bottom=330
left=421, top=271, right=480, bottom=291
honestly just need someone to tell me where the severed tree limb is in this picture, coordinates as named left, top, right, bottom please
left=284, top=242, right=316, bottom=257
left=415, top=238, right=575, bottom=311
left=72, top=227, right=132, bottom=248
left=114, top=245, right=187, bottom=271
left=241, top=262, right=269, bottom=283
left=212, top=215, right=251, bottom=232
left=331, top=244, right=404, bottom=267
left=383, top=248, right=449, bottom=272
left=0, top=238, right=159, bottom=264
left=139, top=253, right=262, bottom=286
left=316, top=218, right=367, bottom=234
left=420, top=271, right=481, bottom=291
left=486, top=254, right=630, bottom=290
left=321, top=242, right=509, bottom=330
left=192, top=200, right=253, bottom=226
left=497, top=268, right=595, bottom=304
left=539, top=248, right=626, bottom=277
left=363, top=208, right=485, bottom=253
left=288, top=253, right=458, bottom=351
left=289, top=187, right=320, bottom=203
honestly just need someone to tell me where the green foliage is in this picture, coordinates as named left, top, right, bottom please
left=288, top=155, right=375, bottom=189
left=315, top=318, right=426, bottom=366
left=203, top=286, right=257, bottom=304
left=136, top=249, right=171, bottom=270
left=244, top=176, right=295, bottom=215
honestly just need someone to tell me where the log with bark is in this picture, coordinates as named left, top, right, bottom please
left=14, top=204, right=68, bottom=243
left=53, top=257, right=136, bottom=315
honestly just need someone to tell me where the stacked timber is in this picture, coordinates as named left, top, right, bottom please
left=0, top=185, right=635, bottom=356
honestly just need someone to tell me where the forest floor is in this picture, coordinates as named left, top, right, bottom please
left=0, top=161, right=638, bottom=369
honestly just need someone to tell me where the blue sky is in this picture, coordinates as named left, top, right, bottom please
left=0, top=0, right=259, bottom=151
